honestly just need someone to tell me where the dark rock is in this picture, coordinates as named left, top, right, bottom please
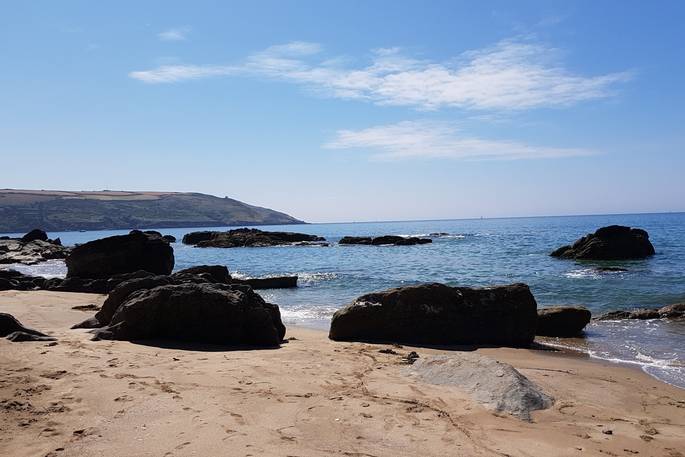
left=0, top=269, right=46, bottom=290
left=0, top=313, right=52, bottom=340
left=596, top=308, right=662, bottom=320
left=44, top=270, right=156, bottom=294
left=91, top=283, right=286, bottom=346
left=66, top=230, right=174, bottom=278
left=73, top=275, right=174, bottom=329
left=6, top=331, right=56, bottom=342
left=162, top=235, right=176, bottom=243
left=233, top=276, right=298, bottom=289
left=339, top=235, right=432, bottom=246
left=551, top=225, right=655, bottom=260
left=173, top=265, right=231, bottom=284
left=329, top=283, right=537, bottom=347
left=536, top=306, right=591, bottom=337
left=182, top=228, right=325, bottom=248
left=21, top=229, right=48, bottom=243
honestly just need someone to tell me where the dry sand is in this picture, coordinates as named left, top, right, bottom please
left=1, top=290, right=684, bottom=457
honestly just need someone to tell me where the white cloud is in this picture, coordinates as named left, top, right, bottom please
left=325, top=121, right=594, bottom=161
left=158, top=27, right=191, bottom=42
left=129, top=65, right=234, bottom=83
left=130, top=38, right=631, bottom=111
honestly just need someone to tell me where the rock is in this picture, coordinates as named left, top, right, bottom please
left=551, top=225, right=655, bottom=260
left=595, top=266, right=628, bottom=272
left=0, top=269, right=45, bottom=291
left=536, top=307, right=592, bottom=337
left=182, top=228, right=326, bottom=248
left=596, top=307, right=667, bottom=320
left=6, top=331, right=56, bottom=342
left=91, top=283, right=286, bottom=346
left=44, top=270, right=156, bottom=294
left=658, top=303, right=685, bottom=318
left=66, top=230, right=174, bottom=278
left=73, top=275, right=174, bottom=329
left=405, top=354, right=553, bottom=421
left=233, top=276, right=298, bottom=289
left=0, top=238, right=70, bottom=265
left=329, top=283, right=538, bottom=347
left=0, top=313, right=53, bottom=341
left=162, top=235, right=176, bottom=243
left=173, top=265, right=231, bottom=284
left=339, top=235, right=432, bottom=246
left=21, top=229, right=48, bottom=243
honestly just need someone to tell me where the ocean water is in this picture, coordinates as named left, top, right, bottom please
left=4, top=213, right=685, bottom=388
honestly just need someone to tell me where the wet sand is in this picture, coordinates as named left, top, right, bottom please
left=1, top=290, right=684, bottom=457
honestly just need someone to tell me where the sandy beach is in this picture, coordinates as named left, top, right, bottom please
left=1, top=290, right=684, bottom=457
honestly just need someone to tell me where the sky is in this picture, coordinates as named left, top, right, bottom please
left=1, top=0, right=684, bottom=222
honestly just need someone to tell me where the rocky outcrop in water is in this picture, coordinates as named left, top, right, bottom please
left=329, top=283, right=538, bottom=347
left=405, top=354, right=553, bottom=421
left=551, top=225, right=655, bottom=260
left=66, top=230, right=174, bottom=278
left=0, top=229, right=69, bottom=265
left=0, top=312, right=55, bottom=342
left=596, top=303, right=685, bottom=321
left=182, top=228, right=326, bottom=248
left=339, top=235, right=432, bottom=246
left=536, top=306, right=592, bottom=337
left=91, top=283, right=286, bottom=346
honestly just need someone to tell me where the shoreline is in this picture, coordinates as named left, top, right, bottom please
left=2, top=290, right=684, bottom=456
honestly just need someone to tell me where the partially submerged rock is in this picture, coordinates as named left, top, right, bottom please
left=551, top=225, right=655, bottom=260
left=91, top=283, right=286, bottom=346
left=0, top=312, right=55, bottom=342
left=536, top=306, right=592, bottom=337
left=596, top=303, right=685, bottom=321
left=66, top=230, right=174, bottom=278
left=329, top=283, right=538, bottom=347
left=182, top=228, right=326, bottom=248
left=405, top=354, right=553, bottom=421
left=339, top=235, right=432, bottom=246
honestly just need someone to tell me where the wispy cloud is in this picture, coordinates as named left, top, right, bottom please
left=325, top=121, right=594, bottom=161
left=158, top=26, right=191, bottom=42
left=129, top=65, right=234, bottom=83
left=130, top=38, right=631, bottom=111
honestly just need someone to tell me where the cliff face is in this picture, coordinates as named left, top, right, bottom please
left=0, top=190, right=304, bottom=232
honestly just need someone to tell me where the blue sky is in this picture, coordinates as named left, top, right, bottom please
left=1, top=1, right=684, bottom=222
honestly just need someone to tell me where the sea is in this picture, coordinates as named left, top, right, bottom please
left=3, top=212, right=684, bottom=389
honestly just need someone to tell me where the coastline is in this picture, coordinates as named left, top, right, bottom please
left=1, top=290, right=684, bottom=457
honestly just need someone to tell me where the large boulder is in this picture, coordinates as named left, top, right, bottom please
left=66, top=230, right=174, bottom=278
left=551, top=225, right=655, bottom=260
left=182, top=228, right=326, bottom=248
left=536, top=306, right=591, bottom=337
left=339, top=235, right=431, bottom=246
left=329, top=283, right=538, bottom=347
left=91, top=283, right=286, bottom=346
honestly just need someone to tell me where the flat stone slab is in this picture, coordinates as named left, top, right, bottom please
left=404, top=353, right=553, bottom=421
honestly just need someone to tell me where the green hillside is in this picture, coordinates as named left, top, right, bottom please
left=0, top=189, right=304, bottom=232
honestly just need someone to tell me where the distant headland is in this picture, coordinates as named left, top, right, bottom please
left=0, top=189, right=304, bottom=232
